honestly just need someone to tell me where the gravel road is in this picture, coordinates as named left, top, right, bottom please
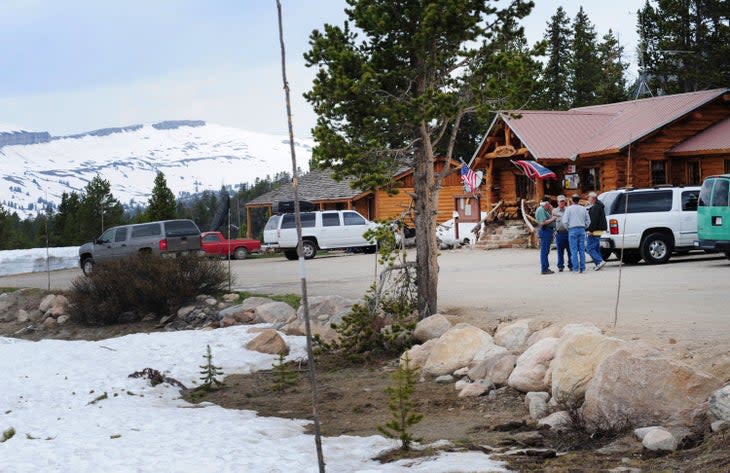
left=2, top=248, right=728, bottom=363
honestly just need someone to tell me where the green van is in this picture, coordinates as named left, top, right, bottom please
left=697, top=174, right=730, bottom=259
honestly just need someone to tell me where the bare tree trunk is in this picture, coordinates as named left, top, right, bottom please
left=413, top=135, right=439, bottom=319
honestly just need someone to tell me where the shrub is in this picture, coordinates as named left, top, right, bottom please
left=378, top=353, right=423, bottom=450
left=68, top=253, right=228, bottom=325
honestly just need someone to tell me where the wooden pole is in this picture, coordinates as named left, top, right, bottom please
left=276, top=2, right=325, bottom=471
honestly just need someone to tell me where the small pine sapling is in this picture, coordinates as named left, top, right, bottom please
left=271, top=352, right=299, bottom=392
left=199, top=345, right=224, bottom=391
left=377, top=353, right=423, bottom=450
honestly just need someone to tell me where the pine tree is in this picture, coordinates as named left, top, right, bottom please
left=77, top=176, right=124, bottom=241
left=198, top=345, right=224, bottom=391
left=304, top=0, right=535, bottom=317
left=638, top=0, right=730, bottom=94
left=595, top=30, right=628, bottom=104
left=146, top=171, right=177, bottom=222
left=570, top=6, right=602, bottom=107
left=271, top=353, right=299, bottom=392
left=537, top=6, right=573, bottom=109
left=377, top=353, right=423, bottom=450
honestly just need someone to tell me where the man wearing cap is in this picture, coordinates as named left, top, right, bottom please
left=552, top=195, right=573, bottom=272
left=535, top=195, right=557, bottom=274
left=562, top=194, right=590, bottom=273
left=586, top=191, right=607, bottom=271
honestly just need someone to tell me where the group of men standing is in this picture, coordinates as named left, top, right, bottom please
left=535, top=192, right=607, bottom=274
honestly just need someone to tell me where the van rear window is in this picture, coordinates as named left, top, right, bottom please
left=281, top=213, right=315, bottom=228
left=164, top=220, right=200, bottom=236
left=131, top=223, right=161, bottom=238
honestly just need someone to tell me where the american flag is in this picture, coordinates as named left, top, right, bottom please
left=460, top=164, right=478, bottom=193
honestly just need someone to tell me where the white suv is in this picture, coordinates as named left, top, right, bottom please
left=598, top=186, right=701, bottom=264
left=264, top=210, right=377, bottom=260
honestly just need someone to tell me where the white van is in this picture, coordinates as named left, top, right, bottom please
left=264, top=210, right=377, bottom=260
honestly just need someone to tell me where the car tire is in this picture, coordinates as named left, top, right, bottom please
left=81, top=258, right=94, bottom=276
left=233, top=247, right=248, bottom=260
left=302, top=240, right=317, bottom=260
left=618, top=249, right=642, bottom=264
left=641, top=232, right=672, bottom=264
left=363, top=245, right=377, bottom=254
left=284, top=250, right=298, bottom=260
left=725, top=251, right=730, bottom=261
left=600, top=248, right=613, bottom=261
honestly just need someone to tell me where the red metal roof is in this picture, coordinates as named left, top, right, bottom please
left=669, top=117, right=730, bottom=154
left=474, top=88, right=729, bottom=162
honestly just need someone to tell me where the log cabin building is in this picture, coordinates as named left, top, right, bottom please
left=244, top=158, right=477, bottom=238
left=469, top=88, right=730, bottom=217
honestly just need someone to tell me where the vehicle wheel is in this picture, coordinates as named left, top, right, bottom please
left=301, top=240, right=317, bottom=260
left=81, top=258, right=94, bottom=276
left=363, top=245, right=377, bottom=254
left=619, top=249, right=642, bottom=265
left=641, top=232, right=672, bottom=264
left=284, top=250, right=298, bottom=260
left=233, top=247, right=248, bottom=260
left=600, top=248, right=613, bottom=261
left=725, top=251, right=730, bottom=261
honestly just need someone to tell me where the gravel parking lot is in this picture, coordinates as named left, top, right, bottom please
left=2, top=248, right=728, bottom=370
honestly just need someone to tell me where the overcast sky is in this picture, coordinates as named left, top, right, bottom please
left=1, top=0, right=643, bottom=138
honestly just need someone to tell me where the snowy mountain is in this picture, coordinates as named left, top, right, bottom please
left=0, top=120, right=312, bottom=219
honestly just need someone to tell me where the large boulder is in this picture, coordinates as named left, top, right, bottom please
left=422, top=323, right=494, bottom=376
left=45, top=295, right=68, bottom=317
left=582, top=343, right=720, bottom=431
left=240, top=296, right=274, bottom=311
left=559, top=322, right=601, bottom=338
left=0, top=291, right=21, bottom=320
left=488, top=354, right=518, bottom=386
left=708, top=384, right=730, bottom=422
left=467, top=346, right=509, bottom=380
left=507, top=337, right=559, bottom=393
left=526, top=324, right=561, bottom=347
left=245, top=329, right=289, bottom=355
left=281, top=295, right=356, bottom=343
left=413, top=314, right=451, bottom=342
left=401, top=339, right=436, bottom=370
left=37, top=293, right=56, bottom=313
left=551, top=333, right=624, bottom=406
left=493, top=319, right=531, bottom=351
left=253, top=301, right=296, bottom=325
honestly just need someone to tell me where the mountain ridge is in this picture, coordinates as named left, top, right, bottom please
left=0, top=120, right=312, bottom=218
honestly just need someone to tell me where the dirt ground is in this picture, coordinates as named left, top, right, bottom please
left=2, top=288, right=729, bottom=472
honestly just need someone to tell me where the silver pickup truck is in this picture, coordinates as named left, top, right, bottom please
left=78, top=219, right=202, bottom=275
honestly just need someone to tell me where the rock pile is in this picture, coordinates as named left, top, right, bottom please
left=403, top=314, right=727, bottom=453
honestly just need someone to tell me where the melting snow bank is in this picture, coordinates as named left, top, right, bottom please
left=0, top=326, right=508, bottom=472
left=0, top=247, right=79, bottom=276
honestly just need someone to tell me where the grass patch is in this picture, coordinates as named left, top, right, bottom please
left=238, top=291, right=301, bottom=309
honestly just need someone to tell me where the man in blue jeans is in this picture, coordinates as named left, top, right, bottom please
left=535, top=195, right=557, bottom=274
left=563, top=194, right=590, bottom=273
left=586, top=191, right=607, bottom=271
left=552, top=194, right=572, bottom=272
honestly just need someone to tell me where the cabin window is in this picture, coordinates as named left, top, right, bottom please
left=687, top=161, right=701, bottom=185
left=580, top=167, right=600, bottom=191
left=725, top=160, right=730, bottom=174
left=650, top=160, right=667, bottom=186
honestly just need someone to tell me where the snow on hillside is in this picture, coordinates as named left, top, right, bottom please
left=0, top=122, right=311, bottom=219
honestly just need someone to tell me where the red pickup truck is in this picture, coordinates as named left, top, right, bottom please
left=200, top=231, right=261, bottom=259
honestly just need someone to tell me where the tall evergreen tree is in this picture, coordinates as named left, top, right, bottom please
left=595, top=30, right=629, bottom=104
left=638, top=0, right=730, bottom=94
left=570, top=6, right=602, bottom=107
left=53, top=191, right=81, bottom=245
left=304, top=0, right=534, bottom=317
left=146, top=171, right=177, bottom=222
left=536, top=6, right=572, bottom=109
left=77, top=176, right=124, bottom=241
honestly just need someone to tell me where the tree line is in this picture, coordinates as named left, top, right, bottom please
left=0, top=171, right=291, bottom=250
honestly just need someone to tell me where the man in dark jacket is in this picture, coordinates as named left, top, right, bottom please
left=586, top=191, right=607, bottom=270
